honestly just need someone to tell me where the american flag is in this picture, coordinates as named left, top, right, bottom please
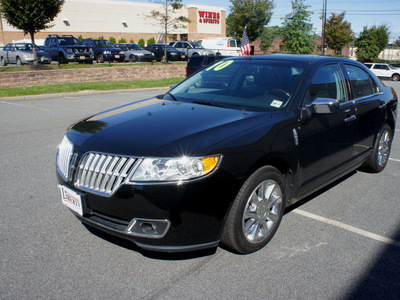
left=240, top=27, right=251, bottom=57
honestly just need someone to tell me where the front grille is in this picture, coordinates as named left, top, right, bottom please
left=75, top=152, right=137, bottom=197
left=57, top=135, right=74, bottom=180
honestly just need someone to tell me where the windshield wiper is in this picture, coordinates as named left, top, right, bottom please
left=166, top=92, right=178, bottom=101
left=191, top=100, right=226, bottom=108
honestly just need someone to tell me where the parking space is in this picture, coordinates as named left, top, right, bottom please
left=0, top=84, right=399, bottom=299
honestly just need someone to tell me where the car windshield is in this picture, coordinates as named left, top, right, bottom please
left=190, top=42, right=204, bottom=49
left=58, top=37, right=82, bottom=46
left=95, top=40, right=114, bottom=47
left=169, top=59, right=305, bottom=112
left=127, top=44, right=143, bottom=50
left=389, top=64, right=398, bottom=70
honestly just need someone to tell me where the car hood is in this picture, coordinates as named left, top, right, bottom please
left=67, top=98, right=272, bottom=157
left=129, top=49, right=152, bottom=55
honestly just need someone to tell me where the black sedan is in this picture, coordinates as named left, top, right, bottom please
left=144, top=44, right=187, bottom=61
left=56, top=55, right=397, bottom=254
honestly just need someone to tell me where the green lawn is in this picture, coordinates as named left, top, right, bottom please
left=0, top=78, right=185, bottom=98
left=0, top=61, right=186, bottom=72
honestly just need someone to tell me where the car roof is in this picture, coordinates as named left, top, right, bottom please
left=228, top=54, right=357, bottom=64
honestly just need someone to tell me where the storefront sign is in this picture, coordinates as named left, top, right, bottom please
left=198, top=11, right=220, bottom=24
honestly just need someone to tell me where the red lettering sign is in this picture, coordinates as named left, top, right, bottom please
left=198, top=10, right=220, bottom=24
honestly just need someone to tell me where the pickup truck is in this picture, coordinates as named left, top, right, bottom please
left=43, top=35, right=93, bottom=64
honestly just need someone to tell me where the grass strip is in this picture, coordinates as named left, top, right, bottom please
left=0, top=78, right=185, bottom=98
left=0, top=62, right=186, bottom=72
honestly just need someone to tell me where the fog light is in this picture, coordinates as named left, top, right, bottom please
left=126, top=218, right=170, bottom=239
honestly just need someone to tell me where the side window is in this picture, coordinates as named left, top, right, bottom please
left=306, top=64, right=347, bottom=105
left=229, top=39, right=236, bottom=47
left=344, top=64, right=377, bottom=99
left=50, top=39, right=57, bottom=47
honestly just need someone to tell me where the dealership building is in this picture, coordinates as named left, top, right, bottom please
left=0, top=0, right=227, bottom=46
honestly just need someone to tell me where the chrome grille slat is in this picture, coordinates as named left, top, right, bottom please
left=75, top=152, right=137, bottom=197
left=57, top=136, right=74, bottom=180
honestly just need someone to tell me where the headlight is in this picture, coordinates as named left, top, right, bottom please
left=103, top=50, right=111, bottom=55
left=151, top=53, right=155, bottom=56
left=119, top=51, right=125, bottom=55
left=22, top=54, right=34, bottom=59
left=134, top=52, right=143, bottom=56
left=66, top=48, right=73, bottom=54
left=129, top=155, right=221, bottom=183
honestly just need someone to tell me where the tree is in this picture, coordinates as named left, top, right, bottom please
left=259, top=26, right=283, bottom=51
left=282, top=0, right=314, bottom=54
left=118, top=37, right=127, bottom=43
left=226, top=0, right=274, bottom=42
left=138, top=38, right=145, bottom=48
left=0, top=0, right=64, bottom=65
left=395, top=37, right=400, bottom=47
left=325, top=12, right=354, bottom=54
left=147, top=0, right=189, bottom=62
left=355, top=25, right=390, bottom=62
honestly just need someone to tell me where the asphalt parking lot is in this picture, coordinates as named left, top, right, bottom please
left=1, top=83, right=399, bottom=299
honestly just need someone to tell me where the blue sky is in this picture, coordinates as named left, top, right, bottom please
left=127, top=0, right=400, bottom=41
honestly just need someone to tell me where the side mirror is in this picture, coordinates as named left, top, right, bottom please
left=308, top=98, right=340, bottom=115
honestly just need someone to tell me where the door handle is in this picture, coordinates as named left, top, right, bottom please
left=379, top=103, right=386, bottom=109
left=344, top=115, right=356, bottom=123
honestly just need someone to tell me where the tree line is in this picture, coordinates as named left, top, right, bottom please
left=227, top=0, right=395, bottom=62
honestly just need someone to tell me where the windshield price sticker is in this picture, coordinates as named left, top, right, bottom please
left=59, top=184, right=83, bottom=216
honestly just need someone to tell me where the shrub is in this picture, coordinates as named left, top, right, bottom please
left=130, top=39, right=135, bottom=43
left=147, top=37, right=156, bottom=46
left=138, top=38, right=145, bottom=48
left=98, top=35, right=104, bottom=40
left=78, top=35, right=83, bottom=41
left=118, top=37, right=127, bottom=43
left=109, top=36, right=116, bottom=44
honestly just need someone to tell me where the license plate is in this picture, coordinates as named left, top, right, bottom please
left=115, top=55, right=120, bottom=58
left=181, top=55, right=185, bottom=58
left=59, top=184, right=83, bottom=216
left=79, top=56, right=85, bottom=60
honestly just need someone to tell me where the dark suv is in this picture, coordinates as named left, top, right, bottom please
left=81, top=39, right=125, bottom=63
left=44, top=35, right=93, bottom=64
left=186, top=55, right=228, bottom=76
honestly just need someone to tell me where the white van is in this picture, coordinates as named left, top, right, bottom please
left=197, top=38, right=241, bottom=56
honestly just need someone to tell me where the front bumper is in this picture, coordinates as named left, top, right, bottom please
left=57, top=171, right=240, bottom=252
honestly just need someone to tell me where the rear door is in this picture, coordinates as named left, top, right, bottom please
left=297, top=63, right=357, bottom=196
left=342, top=63, right=386, bottom=159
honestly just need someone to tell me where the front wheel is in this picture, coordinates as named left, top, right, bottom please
left=221, top=166, right=285, bottom=254
left=96, top=54, right=104, bottom=63
left=393, top=74, right=400, bottom=81
left=129, top=55, right=136, bottom=62
left=0, top=57, right=6, bottom=66
left=16, top=57, right=22, bottom=65
left=363, top=124, right=393, bottom=173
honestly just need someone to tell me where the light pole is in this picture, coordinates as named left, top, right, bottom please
left=321, top=0, right=327, bottom=55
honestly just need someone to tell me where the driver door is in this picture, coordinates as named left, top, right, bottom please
left=297, top=63, right=357, bottom=197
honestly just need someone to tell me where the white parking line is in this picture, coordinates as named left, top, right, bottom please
left=390, top=158, right=400, bottom=162
left=1, top=101, right=50, bottom=112
left=294, top=209, right=400, bottom=248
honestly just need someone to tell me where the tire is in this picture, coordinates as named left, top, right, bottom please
left=0, top=57, right=6, bottom=66
left=221, top=166, right=285, bottom=254
left=363, top=124, right=393, bottom=173
left=59, top=53, right=66, bottom=64
left=96, top=54, right=104, bottom=63
left=192, top=52, right=199, bottom=56
left=392, top=74, right=400, bottom=81
left=129, top=55, right=136, bottom=62
left=16, top=57, right=22, bottom=66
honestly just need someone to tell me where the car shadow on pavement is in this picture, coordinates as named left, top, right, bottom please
left=82, top=224, right=217, bottom=260
left=345, top=224, right=400, bottom=299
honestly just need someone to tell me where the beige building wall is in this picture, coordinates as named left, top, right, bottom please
left=0, top=0, right=226, bottom=46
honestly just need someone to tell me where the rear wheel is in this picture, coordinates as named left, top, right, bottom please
left=363, top=124, right=392, bottom=173
left=0, top=57, right=6, bottom=66
left=221, top=166, right=285, bottom=254
left=392, top=74, right=400, bottom=81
